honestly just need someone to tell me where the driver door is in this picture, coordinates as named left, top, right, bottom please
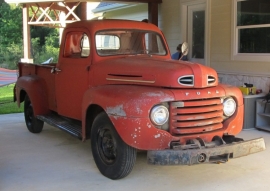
left=55, top=28, right=91, bottom=120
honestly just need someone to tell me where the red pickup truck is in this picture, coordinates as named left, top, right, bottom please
left=14, top=19, right=265, bottom=180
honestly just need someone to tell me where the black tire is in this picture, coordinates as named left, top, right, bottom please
left=91, top=112, right=136, bottom=180
left=24, top=94, right=44, bottom=133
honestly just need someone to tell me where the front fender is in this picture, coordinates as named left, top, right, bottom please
left=16, top=75, right=49, bottom=116
left=81, top=85, right=175, bottom=142
left=219, top=83, right=243, bottom=106
left=219, top=84, right=244, bottom=135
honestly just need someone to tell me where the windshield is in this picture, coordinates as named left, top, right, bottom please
left=95, top=30, right=167, bottom=56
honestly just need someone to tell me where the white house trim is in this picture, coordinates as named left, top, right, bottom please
left=180, top=0, right=211, bottom=66
left=231, top=0, right=270, bottom=62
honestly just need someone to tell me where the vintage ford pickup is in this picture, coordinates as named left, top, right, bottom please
left=14, top=19, right=265, bottom=180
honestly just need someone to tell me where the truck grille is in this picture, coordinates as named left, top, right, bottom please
left=169, top=98, right=223, bottom=135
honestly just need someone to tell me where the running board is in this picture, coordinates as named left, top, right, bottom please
left=37, top=114, right=82, bottom=140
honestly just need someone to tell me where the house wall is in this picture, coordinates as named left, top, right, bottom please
left=104, top=4, right=148, bottom=23
left=211, top=0, right=270, bottom=92
left=159, top=0, right=182, bottom=54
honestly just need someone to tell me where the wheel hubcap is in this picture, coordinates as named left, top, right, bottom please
left=26, top=104, right=33, bottom=126
left=98, top=129, right=116, bottom=165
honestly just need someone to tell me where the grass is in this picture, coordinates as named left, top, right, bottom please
left=0, top=84, right=24, bottom=114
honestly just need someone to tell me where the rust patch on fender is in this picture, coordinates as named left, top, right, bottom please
left=106, top=104, right=126, bottom=117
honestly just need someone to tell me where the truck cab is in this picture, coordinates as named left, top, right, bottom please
left=15, top=19, right=265, bottom=180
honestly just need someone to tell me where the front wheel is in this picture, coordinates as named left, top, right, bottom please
left=24, top=94, right=44, bottom=133
left=91, top=112, right=136, bottom=180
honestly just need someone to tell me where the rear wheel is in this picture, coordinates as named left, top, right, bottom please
left=24, top=94, right=44, bottom=133
left=91, top=112, right=136, bottom=180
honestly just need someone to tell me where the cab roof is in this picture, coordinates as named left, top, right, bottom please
left=66, top=19, right=160, bottom=33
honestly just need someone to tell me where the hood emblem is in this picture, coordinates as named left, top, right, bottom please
left=216, top=90, right=219, bottom=94
left=185, top=92, right=189, bottom=96
left=208, top=91, right=211, bottom=94
left=197, top=92, right=200, bottom=95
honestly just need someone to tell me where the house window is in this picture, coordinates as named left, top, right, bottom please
left=233, top=0, right=270, bottom=61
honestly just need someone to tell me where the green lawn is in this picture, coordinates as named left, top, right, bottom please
left=0, top=84, right=24, bottom=114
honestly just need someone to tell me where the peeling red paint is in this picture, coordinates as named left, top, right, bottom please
left=106, top=105, right=127, bottom=117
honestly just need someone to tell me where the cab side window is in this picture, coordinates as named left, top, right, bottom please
left=64, top=32, right=90, bottom=58
left=81, top=34, right=90, bottom=57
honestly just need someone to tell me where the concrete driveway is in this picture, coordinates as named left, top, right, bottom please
left=1, top=113, right=269, bottom=191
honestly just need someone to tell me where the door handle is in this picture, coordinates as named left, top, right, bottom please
left=51, top=67, right=61, bottom=73
left=55, top=68, right=61, bottom=72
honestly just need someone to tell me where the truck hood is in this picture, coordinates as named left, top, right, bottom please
left=93, top=56, right=218, bottom=88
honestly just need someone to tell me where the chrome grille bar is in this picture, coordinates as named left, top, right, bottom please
left=170, top=98, right=224, bottom=135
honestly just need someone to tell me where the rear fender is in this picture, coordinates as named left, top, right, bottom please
left=16, top=75, right=49, bottom=116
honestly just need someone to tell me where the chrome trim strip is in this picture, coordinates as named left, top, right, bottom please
left=171, top=101, right=184, bottom=108
left=106, top=78, right=155, bottom=83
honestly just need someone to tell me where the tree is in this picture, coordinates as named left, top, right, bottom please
left=0, top=1, right=22, bottom=46
left=0, top=2, right=23, bottom=69
left=0, top=1, right=59, bottom=69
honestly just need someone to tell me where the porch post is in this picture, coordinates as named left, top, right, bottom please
left=21, top=4, right=33, bottom=63
left=80, top=2, right=87, bottom=20
left=148, top=2, right=158, bottom=26
left=76, top=2, right=87, bottom=20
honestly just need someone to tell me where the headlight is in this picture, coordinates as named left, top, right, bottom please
left=223, top=97, right=236, bottom=117
left=150, top=105, right=169, bottom=126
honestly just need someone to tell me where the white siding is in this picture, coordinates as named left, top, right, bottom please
left=210, top=0, right=232, bottom=69
left=104, top=4, right=148, bottom=22
left=159, top=0, right=182, bottom=55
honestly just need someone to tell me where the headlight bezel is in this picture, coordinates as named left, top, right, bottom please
left=223, top=97, right=236, bottom=117
left=150, top=105, right=169, bottom=126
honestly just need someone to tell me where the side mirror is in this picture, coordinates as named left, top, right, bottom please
left=179, top=42, right=189, bottom=60
left=181, top=42, right=189, bottom=55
